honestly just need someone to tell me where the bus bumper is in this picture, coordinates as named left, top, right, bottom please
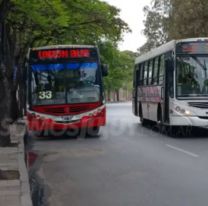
left=170, top=115, right=208, bottom=128
left=27, top=106, right=106, bottom=132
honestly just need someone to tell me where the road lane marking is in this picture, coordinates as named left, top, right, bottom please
left=166, top=144, right=199, bottom=158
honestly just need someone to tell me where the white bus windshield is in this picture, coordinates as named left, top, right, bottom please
left=177, top=55, right=208, bottom=98
left=31, top=62, right=100, bottom=105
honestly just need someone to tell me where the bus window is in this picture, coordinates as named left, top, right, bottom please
left=166, top=57, right=174, bottom=98
left=152, top=57, right=159, bottom=85
left=144, top=62, right=148, bottom=85
left=151, top=59, right=155, bottom=85
left=159, top=55, right=165, bottom=85
left=133, top=65, right=137, bottom=88
left=148, top=60, right=153, bottom=85
left=135, top=65, right=139, bottom=86
left=139, top=63, right=144, bottom=85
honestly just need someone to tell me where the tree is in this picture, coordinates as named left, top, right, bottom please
left=168, top=0, right=208, bottom=39
left=138, top=0, right=170, bottom=54
left=100, top=41, right=135, bottom=101
left=0, top=0, right=130, bottom=146
left=139, top=0, right=208, bottom=54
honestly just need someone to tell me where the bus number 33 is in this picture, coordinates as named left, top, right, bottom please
left=38, top=91, right=53, bottom=100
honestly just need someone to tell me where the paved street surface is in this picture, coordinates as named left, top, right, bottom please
left=32, top=102, right=208, bottom=206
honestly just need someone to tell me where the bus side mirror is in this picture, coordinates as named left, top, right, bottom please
left=101, top=64, right=108, bottom=76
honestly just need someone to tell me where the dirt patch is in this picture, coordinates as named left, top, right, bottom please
left=0, top=170, right=20, bottom=180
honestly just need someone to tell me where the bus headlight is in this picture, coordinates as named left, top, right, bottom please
left=175, top=106, right=192, bottom=115
left=185, top=110, right=191, bottom=115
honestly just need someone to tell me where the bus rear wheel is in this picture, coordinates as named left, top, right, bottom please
left=140, top=110, right=148, bottom=126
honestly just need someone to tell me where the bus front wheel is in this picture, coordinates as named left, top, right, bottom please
left=86, top=126, right=100, bottom=137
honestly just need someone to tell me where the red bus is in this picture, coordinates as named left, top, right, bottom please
left=26, top=45, right=108, bottom=137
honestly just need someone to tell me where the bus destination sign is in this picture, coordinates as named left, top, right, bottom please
left=37, top=49, right=90, bottom=59
left=176, top=42, right=208, bottom=54
left=31, top=48, right=94, bottom=60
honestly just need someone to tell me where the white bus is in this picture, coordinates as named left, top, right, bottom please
left=132, top=38, right=208, bottom=131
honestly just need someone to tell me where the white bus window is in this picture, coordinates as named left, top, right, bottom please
left=148, top=60, right=153, bottom=85
left=144, top=62, right=148, bottom=85
left=139, top=63, right=144, bottom=85
left=133, top=65, right=137, bottom=87
left=152, top=57, right=159, bottom=85
left=159, top=55, right=165, bottom=85
left=135, top=65, right=139, bottom=86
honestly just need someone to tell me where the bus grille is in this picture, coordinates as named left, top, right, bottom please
left=188, top=102, right=208, bottom=109
left=44, top=106, right=92, bottom=115
left=32, top=102, right=101, bottom=115
left=70, top=105, right=91, bottom=113
left=45, top=107, right=65, bottom=114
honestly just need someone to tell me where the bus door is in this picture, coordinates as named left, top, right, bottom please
left=163, top=52, right=174, bottom=124
left=133, top=66, right=139, bottom=116
left=132, top=67, right=137, bottom=115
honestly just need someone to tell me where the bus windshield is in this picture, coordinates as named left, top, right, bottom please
left=31, top=62, right=100, bottom=105
left=176, top=55, right=208, bottom=98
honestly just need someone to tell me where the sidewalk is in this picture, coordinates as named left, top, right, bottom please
left=0, top=120, right=32, bottom=206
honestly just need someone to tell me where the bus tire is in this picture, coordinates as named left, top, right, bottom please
left=86, top=126, right=100, bottom=138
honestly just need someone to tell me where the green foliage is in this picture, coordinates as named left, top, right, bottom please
left=140, top=0, right=208, bottom=53
left=62, top=0, right=130, bottom=44
left=138, top=0, right=170, bottom=54
left=169, top=0, right=208, bottom=39
left=8, top=0, right=130, bottom=47
left=100, top=42, right=135, bottom=92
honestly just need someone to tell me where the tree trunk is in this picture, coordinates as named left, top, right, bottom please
left=0, top=10, right=14, bottom=145
left=0, top=72, right=11, bottom=146
left=116, top=89, right=120, bottom=102
left=113, top=91, right=116, bottom=102
left=16, top=57, right=27, bottom=118
left=107, top=90, right=111, bottom=102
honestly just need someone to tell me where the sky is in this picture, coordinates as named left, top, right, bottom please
left=104, top=0, right=152, bottom=52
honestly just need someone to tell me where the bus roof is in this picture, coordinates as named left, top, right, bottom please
left=135, top=37, right=208, bottom=64
left=30, top=44, right=97, bottom=51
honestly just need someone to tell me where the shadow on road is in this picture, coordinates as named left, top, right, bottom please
left=32, top=131, right=101, bottom=142
left=136, top=122, right=208, bottom=139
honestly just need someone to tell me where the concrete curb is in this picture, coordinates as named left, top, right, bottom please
left=18, top=136, right=33, bottom=206
left=17, top=121, right=33, bottom=206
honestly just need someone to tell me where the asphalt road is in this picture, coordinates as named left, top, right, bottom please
left=31, top=102, right=208, bottom=206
